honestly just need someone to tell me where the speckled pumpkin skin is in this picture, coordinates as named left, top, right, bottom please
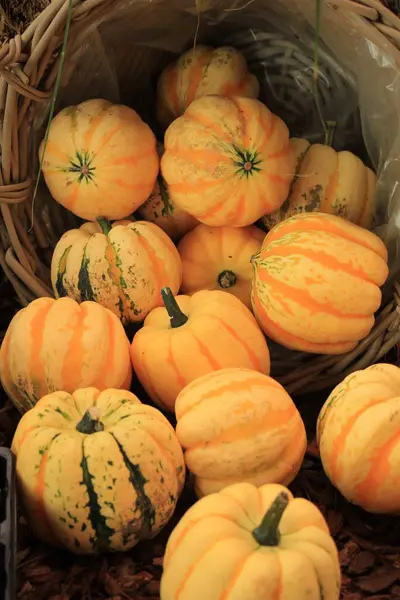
left=0, top=297, right=132, bottom=414
left=175, top=368, right=306, bottom=497
left=11, top=387, right=185, bottom=554
left=161, top=481, right=341, bottom=600
left=51, top=220, right=182, bottom=324
left=262, top=139, right=376, bottom=230
left=161, top=95, right=295, bottom=227
left=317, top=363, right=400, bottom=514
left=156, top=45, right=259, bottom=129
left=251, top=212, right=388, bottom=354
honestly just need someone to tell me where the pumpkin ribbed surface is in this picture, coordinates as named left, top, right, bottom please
left=161, top=482, right=340, bottom=600
left=51, top=220, right=182, bottom=324
left=161, top=95, right=295, bottom=227
left=317, top=363, right=400, bottom=514
left=175, top=368, right=306, bottom=497
left=11, top=387, right=185, bottom=554
left=0, top=297, right=132, bottom=413
left=130, top=291, right=270, bottom=413
left=251, top=212, right=389, bottom=354
left=178, top=224, right=265, bottom=309
left=40, top=98, right=159, bottom=221
left=156, top=45, right=259, bottom=129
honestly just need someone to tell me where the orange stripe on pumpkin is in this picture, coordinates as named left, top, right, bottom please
left=190, top=330, right=222, bottom=371
left=92, top=311, right=115, bottom=390
left=131, top=344, right=168, bottom=410
left=29, top=301, right=52, bottom=400
left=185, top=109, right=237, bottom=144
left=100, top=150, right=156, bottom=169
left=43, top=140, right=69, bottom=163
left=167, top=147, right=231, bottom=167
left=62, top=184, right=81, bottom=210
left=84, top=111, right=108, bottom=150
left=61, top=304, right=87, bottom=391
left=167, top=335, right=187, bottom=391
left=169, top=174, right=231, bottom=195
left=218, top=553, right=253, bottom=600
left=207, top=314, right=264, bottom=371
left=186, top=53, right=211, bottom=106
left=131, top=229, right=166, bottom=299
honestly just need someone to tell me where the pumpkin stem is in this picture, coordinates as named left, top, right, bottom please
left=161, top=287, right=188, bottom=328
left=76, top=406, right=105, bottom=434
left=252, top=491, right=289, bottom=546
left=97, top=217, right=112, bottom=235
left=218, top=270, right=237, bottom=289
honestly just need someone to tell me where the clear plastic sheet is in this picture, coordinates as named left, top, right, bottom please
left=34, top=0, right=400, bottom=288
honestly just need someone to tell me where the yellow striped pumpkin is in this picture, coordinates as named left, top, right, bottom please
left=40, top=99, right=159, bottom=221
left=317, top=363, right=400, bottom=514
left=175, top=368, right=307, bottom=497
left=51, top=219, right=182, bottom=324
left=161, top=95, right=295, bottom=227
left=156, top=45, right=259, bottom=129
left=178, top=224, right=265, bottom=310
left=262, top=139, right=376, bottom=230
left=251, top=212, right=389, bottom=354
left=11, top=387, right=186, bottom=553
left=130, top=289, right=270, bottom=413
left=0, top=297, right=132, bottom=413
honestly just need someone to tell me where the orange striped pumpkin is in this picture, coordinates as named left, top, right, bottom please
left=178, top=224, right=265, bottom=310
left=0, top=297, right=132, bottom=413
left=175, top=368, right=307, bottom=497
left=317, top=363, right=400, bottom=514
left=40, top=99, right=159, bottom=221
left=156, top=45, right=259, bottom=129
left=51, top=219, right=182, bottom=324
left=161, top=482, right=340, bottom=600
left=161, top=95, right=295, bottom=227
left=251, top=212, right=389, bottom=354
left=130, top=289, right=270, bottom=412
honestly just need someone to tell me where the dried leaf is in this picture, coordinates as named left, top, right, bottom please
left=356, top=565, right=400, bottom=593
left=348, top=551, right=376, bottom=575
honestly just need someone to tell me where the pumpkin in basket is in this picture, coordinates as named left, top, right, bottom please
left=0, top=297, right=132, bottom=414
left=156, top=45, right=259, bottom=129
left=175, top=368, right=306, bottom=497
left=161, top=481, right=340, bottom=600
left=262, top=139, right=376, bottom=230
left=11, top=387, right=185, bottom=554
left=130, top=289, right=270, bottom=412
left=161, top=95, right=295, bottom=227
left=51, top=219, right=182, bottom=324
left=317, top=363, right=400, bottom=514
left=39, top=98, right=159, bottom=221
left=251, top=212, right=388, bottom=354
left=178, top=224, right=265, bottom=310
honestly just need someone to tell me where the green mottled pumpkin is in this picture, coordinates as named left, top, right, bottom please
left=50, top=218, right=182, bottom=324
left=11, top=387, right=186, bottom=554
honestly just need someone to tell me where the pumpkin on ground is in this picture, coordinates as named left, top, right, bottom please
left=317, top=363, right=400, bottom=514
left=51, top=219, right=182, bottom=324
left=39, top=98, right=159, bottom=221
left=262, top=139, right=376, bottom=230
left=175, top=368, right=306, bottom=497
left=130, top=289, right=270, bottom=412
left=0, top=297, right=132, bottom=413
left=161, top=95, right=295, bottom=227
left=156, top=45, right=259, bottom=129
left=160, top=481, right=341, bottom=600
left=251, top=212, right=389, bottom=354
left=11, top=387, right=186, bottom=554
left=178, top=224, right=265, bottom=310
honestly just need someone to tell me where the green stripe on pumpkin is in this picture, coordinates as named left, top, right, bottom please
left=55, top=245, right=72, bottom=298
left=111, top=433, right=156, bottom=534
left=78, top=243, right=96, bottom=302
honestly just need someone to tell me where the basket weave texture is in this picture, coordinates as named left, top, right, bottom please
left=0, top=0, right=399, bottom=395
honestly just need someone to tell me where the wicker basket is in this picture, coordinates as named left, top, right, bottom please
left=0, top=0, right=399, bottom=397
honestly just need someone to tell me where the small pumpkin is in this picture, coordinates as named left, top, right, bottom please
left=175, top=367, right=306, bottom=497
left=40, top=98, right=159, bottom=221
left=251, top=212, right=388, bottom=354
left=156, top=45, right=259, bottom=129
left=130, top=288, right=270, bottom=412
left=161, top=95, right=295, bottom=227
left=161, top=481, right=341, bottom=600
left=178, top=224, right=265, bottom=309
left=317, top=363, right=400, bottom=514
left=262, top=139, right=376, bottom=230
left=11, top=387, right=186, bottom=553
left=51, top=219, right=182, bottom=324
left=0, top=297, right=132, bottom=414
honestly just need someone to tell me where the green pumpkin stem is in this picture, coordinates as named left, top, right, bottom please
left=161, top=287, right=188, bottom=328
left=76, top=406, right=105, bottom=434
left=97, top=217, right=112, bottom=235
left=218, top=270, right=237, bottom=289
left=252, top=491, right=290, bottom=546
